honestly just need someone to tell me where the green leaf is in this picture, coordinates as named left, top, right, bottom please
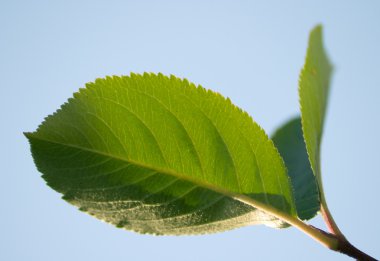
left=25, top=73, right=297, bottom=235
left=299, top=25, right=333, bottom=184
left=272, top=117, right=319, bottom=220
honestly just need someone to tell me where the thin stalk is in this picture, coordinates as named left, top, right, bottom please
left=316, top=169, right=377, bottom=260
left=320, top=195, right=344, bottom=238
left=319, top=180, right=345, bottom=238
left=234, top=194, right=339, bottom=249
left=235, top=194, right=378, bottom=260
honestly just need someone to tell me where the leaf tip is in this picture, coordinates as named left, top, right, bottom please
left=312, top=24, right=323, bottom=32
left=23, top=131, right=34, bottom=140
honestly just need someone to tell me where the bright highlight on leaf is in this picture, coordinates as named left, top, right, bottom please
left=25, top=73, right=297, bottom=235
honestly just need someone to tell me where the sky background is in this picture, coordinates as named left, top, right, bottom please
left=1, top=1, right=379, bottom=260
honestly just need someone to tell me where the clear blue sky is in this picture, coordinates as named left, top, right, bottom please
left=1, top=1, right=379, bottom=260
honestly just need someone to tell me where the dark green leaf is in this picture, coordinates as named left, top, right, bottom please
left=272, top=117, right=320, bottom=220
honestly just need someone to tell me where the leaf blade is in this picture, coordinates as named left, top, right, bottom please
left=272, top=117, right=320, bottom=220
left=299, top=25, right=333, bottom=184
left=26, top=73, right=297, bottom=234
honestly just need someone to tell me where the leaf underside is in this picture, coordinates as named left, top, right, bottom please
left=272, top=117, right=320, bottom=220
left=26, top=73, right=297, bottom=235
left=299, top=25, right=333, bottom=183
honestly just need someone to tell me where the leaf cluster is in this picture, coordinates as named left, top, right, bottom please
left=25, top=26, right=377, bottom=260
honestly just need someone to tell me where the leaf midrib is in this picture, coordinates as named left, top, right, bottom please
left=25, top=132, right=297, bottom=223
left=26, top=132, right=239, bottom=198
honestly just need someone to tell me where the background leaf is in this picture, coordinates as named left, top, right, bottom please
left=299, top=25, right=333, bottom=184
left=25, top=73, right=297, bottom=235
left=272, top=117, right=320, bottom=220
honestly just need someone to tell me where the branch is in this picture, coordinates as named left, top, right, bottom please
left=337, top=238, right=377, bottom=260
left=319, top=192, right=377, bottom=260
